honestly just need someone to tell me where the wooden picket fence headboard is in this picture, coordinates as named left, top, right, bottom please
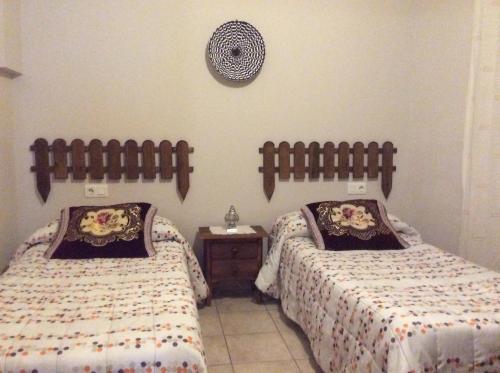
left=30, top=138, right=193, bottom=202
left=258, top=141, right=397, bottom=200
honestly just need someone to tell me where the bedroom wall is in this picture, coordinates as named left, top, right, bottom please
left=9, top=1, right=474, bottom=262
left=0, top=0, right=22, bottom=73
left=0, top=78, right=18, bottom=269
left=0, top=0, right=20, bottom=270
left=407, top=1, right=473, bottom=253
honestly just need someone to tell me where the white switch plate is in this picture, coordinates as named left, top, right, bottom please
left=85, top=183, right=109, bottom=198
left=347, top=181, right=367, bottom=195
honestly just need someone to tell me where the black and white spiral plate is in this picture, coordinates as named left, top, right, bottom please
left=208, top=20, right=265, bottom=81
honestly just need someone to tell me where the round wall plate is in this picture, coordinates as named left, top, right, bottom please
left=208, top=20, right=265, bottom=81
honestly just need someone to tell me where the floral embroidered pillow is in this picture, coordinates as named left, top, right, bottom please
left=301, top=200, right=408, bottom=251
left=45, top=202, right=157, bottom=259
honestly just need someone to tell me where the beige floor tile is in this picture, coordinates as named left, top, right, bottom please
left=264, top=302, right=281, bottom=310
left=208, top=365, right=234, bottom=373
left=219, top=311, right=277, bottom=335
left=232, top=360, right=299, bottom=373
left=226, top=332, right=292, bottom=364
left=215, top=296, right=266, bottom=313
left=269, top=309, right=303, bottom=334
left=200, top=312, right=223, bottom=336
left=198, top=304, right=218, bottom=316
left=295, top=358, right=323, bottom=373
left=263, top=297, right=281, bottom=310
left=204, top=335, right=231, bottom=366
left=280, top=331, right=312, bottom=360
left=268, top=309, right=280, bottom=318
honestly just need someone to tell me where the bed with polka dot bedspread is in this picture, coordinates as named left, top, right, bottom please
left=0, top=216, right=208, bottom=373
left=256, top=212, right=500, bottom=373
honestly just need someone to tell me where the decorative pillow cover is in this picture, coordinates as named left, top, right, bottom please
left=45, top=202, right=157, bottom=259
left=301, top=199, right=408, bottom=251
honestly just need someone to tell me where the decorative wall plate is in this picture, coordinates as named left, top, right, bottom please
left=208, top=20, right=265, bottom=81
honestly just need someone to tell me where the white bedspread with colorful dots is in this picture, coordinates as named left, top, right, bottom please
left=0, top=217, right=208, bottom=373
left=257, top=212, right=500, bottom=373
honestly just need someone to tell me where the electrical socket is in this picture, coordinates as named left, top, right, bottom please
left=85, top=183, right=109, bottom=198
left=347, top=181, right=367, bottom=195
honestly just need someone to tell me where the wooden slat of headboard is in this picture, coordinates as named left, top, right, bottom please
left=142, top=140, right=156, bottom=180
left=89, top=139, right=104, bottom=180
left=71, top=139, right=86, bottom=180
left=367, top=142, right=379, bottom=179
left=34, top=138, right=50, bottom=202
left=107, top=139, right=122, bottom=180
left=381, top=141, right=394, bottom=199
left=124, top=140, right=139, bottom=180
left=293, top=142, right=306, bottom=180
left=176, top=140, right=190, bottom=200
left=308, top=141, right=320, bottom=179
left=263, top=141, right=275, bottom=200
left=52, top=139, right=68, bottom=180
left=352, top=141, right=365, bottom=179
left=323, top=142, right=335, bottom=180
left=337, top=142, right=350, bottom=180
left=159, top=140, right=173, bottom=180
left=278, top=142, right=290, bottom=180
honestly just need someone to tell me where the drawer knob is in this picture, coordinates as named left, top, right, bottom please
left=231, top=247, right=238, bottom=256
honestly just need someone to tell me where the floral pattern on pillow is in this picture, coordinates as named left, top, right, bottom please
left=319, top=202, right=377, bottom=237
left=302, top=200, right=407, bottom=251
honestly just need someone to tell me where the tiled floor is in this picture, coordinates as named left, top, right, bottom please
left=198, top=296, right=323, bottom=373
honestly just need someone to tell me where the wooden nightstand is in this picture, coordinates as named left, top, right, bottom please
left=199, top=226, right=268, bottom=306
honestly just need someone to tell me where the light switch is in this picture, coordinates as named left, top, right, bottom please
left=347, top=181, right=367, bottom=195
left=85, top=183, right=109, bottom=198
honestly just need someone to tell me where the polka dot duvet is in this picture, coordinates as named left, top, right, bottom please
left=0, top=216, right=208, bottom=373
left=256, top=211, right=500, bottom=373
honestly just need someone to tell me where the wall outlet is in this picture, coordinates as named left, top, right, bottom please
left=85, top=183, right=109, bottom=198
left=347, top=181, right=367, bottom=195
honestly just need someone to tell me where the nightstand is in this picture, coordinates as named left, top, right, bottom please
left=199, top=226, right=268, bottom=306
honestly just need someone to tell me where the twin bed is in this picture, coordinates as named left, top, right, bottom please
left=0, top=215, right=208, bottom=373
left=256, top=211, right=500, bottom=373
left=1, top=204, right=499, bottom=373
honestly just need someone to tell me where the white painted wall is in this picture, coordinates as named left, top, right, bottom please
left=0, top=77, right=18, bottom=269
left=0, top=0, right=20, bottom=269
left=2, top=1, right=476, bottom=268
left=407, top=0, right=473, bottom=251
left=0, top=0, right=22, bottom=72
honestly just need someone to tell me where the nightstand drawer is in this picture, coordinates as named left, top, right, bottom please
left=210, top=242, right=259, bottom=260
left=211, top=259, right=260, bottom=279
